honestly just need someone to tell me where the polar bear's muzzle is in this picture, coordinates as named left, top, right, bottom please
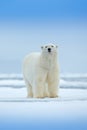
left=48, top=48, right=51, bottom=52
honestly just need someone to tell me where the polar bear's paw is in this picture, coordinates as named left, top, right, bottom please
left=48, top=95, right=58, bottom=98
left=33, top=95, right=45, bottom=98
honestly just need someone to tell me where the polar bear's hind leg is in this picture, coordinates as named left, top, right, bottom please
left=27, top=84, right=33, bottom=98
left=24, top=79, right=33, bottom=98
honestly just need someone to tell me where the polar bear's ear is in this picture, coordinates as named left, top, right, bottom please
left=41, top=46, right=44, bottom=49
left=56, top=45, right=58, bottom=48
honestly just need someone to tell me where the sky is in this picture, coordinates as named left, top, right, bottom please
left=0, top=0, right=87, bottom=73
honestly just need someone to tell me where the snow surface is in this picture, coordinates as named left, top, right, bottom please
left=0, top=74, right=87, bottom=130
left=0, top=73, right=87, bottom=89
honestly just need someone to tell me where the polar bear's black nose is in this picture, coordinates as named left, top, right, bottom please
left=48, top=48, right=51, bottom=52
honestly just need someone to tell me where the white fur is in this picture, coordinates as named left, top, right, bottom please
left=23, top=44, right=60, bottom=98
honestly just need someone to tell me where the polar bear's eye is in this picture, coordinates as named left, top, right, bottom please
left=45, top=46, right=48, bottom=48
left=51, top=45, right=54, bottom=47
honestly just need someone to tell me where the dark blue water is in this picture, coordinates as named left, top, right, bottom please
left=0, top=117, right=87, bottom=130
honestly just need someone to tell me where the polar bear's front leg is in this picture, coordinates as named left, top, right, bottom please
left=47, top=69, right=59, bottom=98
left=33, top=84, right=44, bottom=98
left=33, top=69, right=47, bottom=98
left=43, top=84, right=49, bottom=97
left=48, top=81, right=58, bottom=98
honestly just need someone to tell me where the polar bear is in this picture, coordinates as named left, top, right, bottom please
left=23, top=44, right=60, bottom=98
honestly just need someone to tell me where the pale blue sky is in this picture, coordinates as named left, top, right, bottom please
left=0, top=0, right=87, bottom=73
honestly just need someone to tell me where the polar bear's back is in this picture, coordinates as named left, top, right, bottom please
left=23, top=52, right=41, bottom=83
left=23, top=52, right=40, bottom=65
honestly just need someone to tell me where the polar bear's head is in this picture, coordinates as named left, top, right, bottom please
left=41, top=44, right=58, bottom=54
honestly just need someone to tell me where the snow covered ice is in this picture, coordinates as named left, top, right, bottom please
left=0, top=73, right=87, bottom=101
left=0, top=73, right=87, bottom=130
